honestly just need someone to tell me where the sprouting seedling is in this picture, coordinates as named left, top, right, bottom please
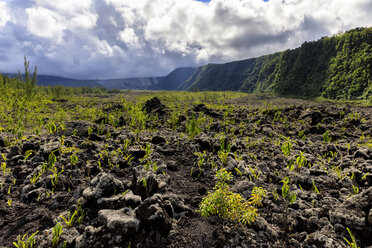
left=323, top=131, right=332, bottom=143
left=281, top=177, right=296, bottom=236
left=1, top=160, right=10, bottom=175
left=7, top=199, right=12, bottom=207
left=48, top=152, right=57, bottom=168
left=193, top=151, right=206, bottom=176
left=87, top=126, right=93, bottom=136
left=49, top=167, right=64, bottom=188
left=361, top=172, right=369, bottom=181
left=344, top=227, right=359, bottom=248
left=249, top=187, right=267, bottom=207
left=47, top=121, right=57, bottom=134
left=24, top=150, right=34, bottom=160
left=281, top=177, right=296, bottom=203
left=281, top=136, right=295, bottom=157
left=13, top=230, right=39, bottom=248
left=76, top=201, right=85, bottom=225
left=312, top=180, right=320, bottom=194
left=123, top=154, right=133, bottom=166
left=287, top=161, right=295, bottom=171
left=52, top=222, right=63, bottom=247
left=30, top=172, right=42, bottom=184
left=139, top=143, right=151, bottom=162
left=298, top=130, right=306, bottom=140
left=351, top=185, right=359, bottom=195
left=295, top=151, right=307, bottom=168
left=194, top=151, right=206, bottom=168
left=122, top=139, right=131, bottom=154
left=247, top=164, right=261, bottom=181
left=1, top=153, right=10, bottom=175
left=70, top=153, right=78, bottom=166
left=218, top=137, right=231, bottom=165
left=144, top=159, right=157, bottom=171
left=235, top=168, right=243, bottom=177
left=60, top=211, right=78, bottom=227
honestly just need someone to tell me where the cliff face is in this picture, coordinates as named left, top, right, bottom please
left=180, top=27, right=372, bottom=100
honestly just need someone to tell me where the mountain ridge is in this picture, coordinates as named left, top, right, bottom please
left=180, top=27, right=372, bottom=100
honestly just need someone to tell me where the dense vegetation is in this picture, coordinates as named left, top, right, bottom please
left=179, top=27, right=372, bottom=101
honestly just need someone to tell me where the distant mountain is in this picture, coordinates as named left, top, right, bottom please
left=84, top=77, right=161, bottom=90
left=179, top=27, right=372, bottom=100
left=178, top=59, right=259, bottom=91
left=157, top=67, right=196, bottom=90
left=37, top=75, right=101, bottom=87
left=3, top=74, right=101, bottom=87
left=6, top=67, right=196, bottom=91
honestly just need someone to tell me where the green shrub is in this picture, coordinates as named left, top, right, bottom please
left=199, top=168, right=259, bottom=224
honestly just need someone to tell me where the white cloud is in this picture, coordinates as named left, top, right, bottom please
left=69, top=11, right=97, bottom=30
left=0, top=0, right=372, bottom=79
left=33, top=0, right=93, bottom=15
left=119, top=28, right=141, bottom=49
left=0, top=2, right=11, bottom=29
left=26, top=7, right=65, bottom=42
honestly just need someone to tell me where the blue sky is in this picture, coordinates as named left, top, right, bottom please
left=0, top=0, right=371, bottom=79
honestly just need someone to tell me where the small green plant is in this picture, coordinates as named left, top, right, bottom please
left=49, top=166, right=64, bottom=188
left=248, top=187, right=267, bottom=207
left=333, top=165, right=348, bottom=181
left=76, top=201, right=85, bottom=224
left=47, top=121, right=57, bottom=134
left=60, top=210, right=78, bottom=227
left=218, top=137, right=231, bottom=165
left=1, top=160, right=10, bottom=175
left=247, top=164, right=261, bottom=181
left=281, top=136, right=295, bottom=157
left=295, top=151, right=307, bottom=168
left=281, top=177, right=296, bottom=235
left=298, top=130, right=306, bottom=140
left=312, top=180, right=320, bottom=194
left=13, top=230, right=39, bottom=248
left=199, top=168, right=258, bottom=225
left=192, top=151, right=206, bottom=176
left=48, top=152, right=57, bottom=168
left=272, top=188, right=279, bottom=202
left=52, top=222, right=63, bottom=247
left=361, top=172, right=369, bottom=180
left=70, top=153, right=78, bottom=166
left=186, top=114, right=201, bottom=139
left=24, top=150, right=34, bottom=160
left=351, top=185, right=359, bottom=195
left=344, top=227, right=359, bottom=248
left=87, top=126, right=93, bottom=136
left=323, top=131, right=332, bottom=143
left=30, top=172, right=41, bottom=184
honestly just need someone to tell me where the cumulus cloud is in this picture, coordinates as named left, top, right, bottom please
left=0, top=0, right=371, bottom=79
left=0, top=2, right=11, bottom=29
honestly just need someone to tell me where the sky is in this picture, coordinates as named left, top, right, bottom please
left=0, top=0, right=371, bottom=79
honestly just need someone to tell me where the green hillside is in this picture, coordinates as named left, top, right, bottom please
left=179, top=27, right=372, bottom=100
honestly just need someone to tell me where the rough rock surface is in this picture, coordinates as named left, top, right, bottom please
left=0, top=96, right=371, bottom=247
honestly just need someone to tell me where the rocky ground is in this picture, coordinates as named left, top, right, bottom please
left=0, top=95, right=371, bottom=247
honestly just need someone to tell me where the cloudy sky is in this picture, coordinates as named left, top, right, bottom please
left=0, top=0, right=371, bottom=79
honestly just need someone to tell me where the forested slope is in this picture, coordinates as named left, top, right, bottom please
left=180, top=27, right=372, bottom=100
